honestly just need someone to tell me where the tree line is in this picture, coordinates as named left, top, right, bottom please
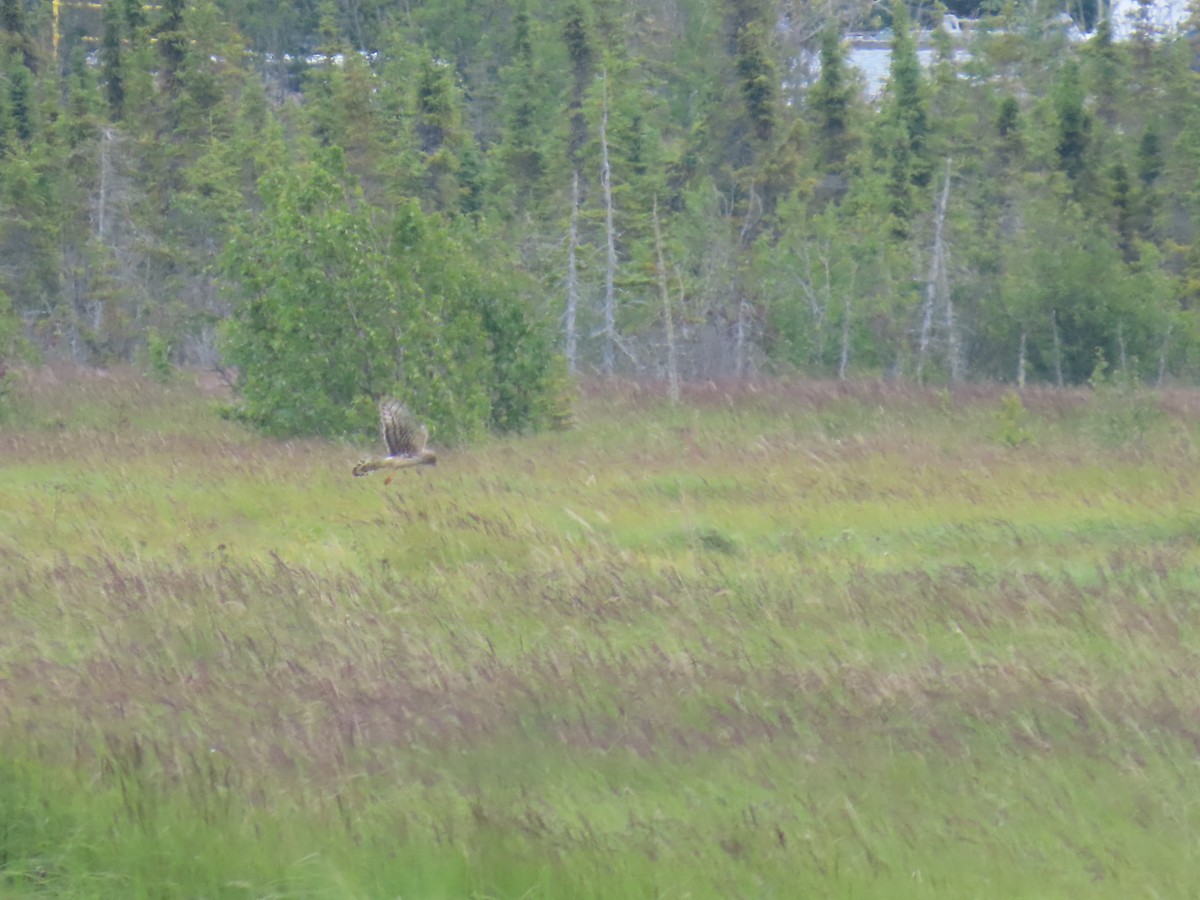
left=1, top=0, right=1199, bottom=437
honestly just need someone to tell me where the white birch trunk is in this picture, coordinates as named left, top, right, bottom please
left=1157, top=322, right=1172, bottom=387
left=599, top=72, right=617, bottom=377
left=1017, top=330, right=1027, bottom=388
left=945, top=296, right=962, bottom=382
left=652, top=195, right=680, bottom=404
left=734, top=297, right=749, bottom=377
left=90, top=127, right=119, bottom=340
left=97, top=127, right=113, bottom=245
left=733, top=186, right=761, bottom=379
left=796, top=245, right=829, bottom=367
left=917, top=160, right=953, bottom=382
left=839, top=294, right=852, bottom=381
left=565, top=169, right=580, bottom=375
left=818, top=253, right=832, bottom=365
left=1051, top=309, right=1064, bottom=387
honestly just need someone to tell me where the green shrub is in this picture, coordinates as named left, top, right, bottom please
left=995, top=390, right=1033, bottom=447
left=1089, top=351, right=1164, bottom=446
left=221, top=153, right=565, bottom=444
left=144, top=329, right=174, bottom=383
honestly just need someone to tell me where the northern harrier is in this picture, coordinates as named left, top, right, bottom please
left=352, top=399, right=437, bottom=483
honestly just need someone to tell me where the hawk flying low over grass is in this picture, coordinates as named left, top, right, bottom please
left=352, top=399, right=437, bottom=484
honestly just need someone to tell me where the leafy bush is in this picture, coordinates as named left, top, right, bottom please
left=144, top=329, right=174, bottom=383
left=1088, top=352, right=1164, bottom=446
left=0, top=289, right=34, bottom=419
left=220, top=151, right=565, bottom=443
left=995, top=390, right=1033, bottom=447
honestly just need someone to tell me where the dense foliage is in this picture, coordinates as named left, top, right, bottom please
left=2, top=0, right=1200, bottom=433
left=220, top=147, right=558, bottom=440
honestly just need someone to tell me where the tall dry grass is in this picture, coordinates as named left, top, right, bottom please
left=2, top=367, right=1200, bottom=897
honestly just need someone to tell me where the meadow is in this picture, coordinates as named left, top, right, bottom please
left=2, top=367, right=1200, bottom=898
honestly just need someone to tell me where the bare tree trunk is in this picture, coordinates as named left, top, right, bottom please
left=796, top=245, right=828, bottom=367
left=1051, top=309, right=1064, bottom=387
left=945, top=294, right=962, bottom=382
left=599, top=71, right=617, bottom=377
left=652, top=195, right=680, bottom=404
left=88, top=127, right=118, bottom=350
left=733, top=186, right=761, bottom=379
left=818, top=254, right=832, bottom=365
left=1157, top=321, right=1172, bottom=387
left=917, top=159, right=954, bottom=382
left=916, top=279, right=936, bottom=381
left=839, top=295, right=852, bottom=381
left=565, top=169, right=580, bottom=375
left=61, top=243, right=85, bottom=363
left=1117, top=321, right=1127, bottom=374
left=1017, top=330, right=1027, bottom=388
left=838, top=264, right=856, bottom=381
left=97, top=127, right=113, bottom=245
left=734, top=297, right=749, bottom=377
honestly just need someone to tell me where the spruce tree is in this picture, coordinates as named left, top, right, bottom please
left=101, top=1, right=126, bottom=121
left=1054, top=60, right=1091, bottom=188
left=809, top=24, right=856, bottom=175
left=874, top=0, right=930, bottom=238
left=1135, top=124, right=1161, bottom=241
left=494, top=0, right=548, bottom=206
left=0, top=0, right=34, bottom=71
left=563, top=1, right=594, bottom=170
left=155, top=0, right=188, bottom=98
left=733, top=19, right=777, bottom=144
left=121, top=0, right=147, bottom=34
left=884, top=0, right=929, bottom=188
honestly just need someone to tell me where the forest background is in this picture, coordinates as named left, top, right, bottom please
left=1, top=0, right=1199, bottom=438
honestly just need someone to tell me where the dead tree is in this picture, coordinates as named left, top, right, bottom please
left=565, top=169, right=581, bottom=374
left=653, top=195, right=680, bottom=404
left=599, top=72, right=617, bottom=377
left=916, top=159, right=960, bottom=382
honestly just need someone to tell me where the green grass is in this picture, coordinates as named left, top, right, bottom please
left=3, top=368, right=1200, bottom=897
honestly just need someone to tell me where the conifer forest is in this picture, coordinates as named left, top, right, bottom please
left=2, top=0, right=1200, bottom=435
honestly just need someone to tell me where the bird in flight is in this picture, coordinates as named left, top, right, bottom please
left=352, top=398, right=437, bottom=484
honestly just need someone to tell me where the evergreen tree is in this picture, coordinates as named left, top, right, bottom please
left=563, top=1, right=594, bottom=169
left=494, top=0, right=549, bottom=207
left=176, top=0, right=232, bottom=135
left=1134, top=124, right=1161, bottom=241
left=122, top=0, right=148, bottom=33
left=874, top=0, right=930, bottom=238
left=1109, top=159, right=1135, bottom=261
left=1054, top=60, right=1091, bottom=188
left=884, top=0, right=929, bottom=187
left=808, top=24, right=857, bottom=175
left=6, top=60, right=32, bottom=144
left=733, top=19, right=776, bottom=144
left=415, top=53, right=473, bottom=213
left=101, top=1, right=127, bottom=120
left=155, top=0, right=188, bottom=98
left=0, top=0, right=34, bottom=71
left=1084, top=16, right=1122, bottom=128
left=995, top=94, right=1024, bottom=170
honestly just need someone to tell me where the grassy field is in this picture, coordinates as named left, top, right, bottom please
left=3, top=367, right=1200, bottom=898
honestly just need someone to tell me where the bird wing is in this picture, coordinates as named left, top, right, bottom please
left=379, top=399, right=425, bottom=458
